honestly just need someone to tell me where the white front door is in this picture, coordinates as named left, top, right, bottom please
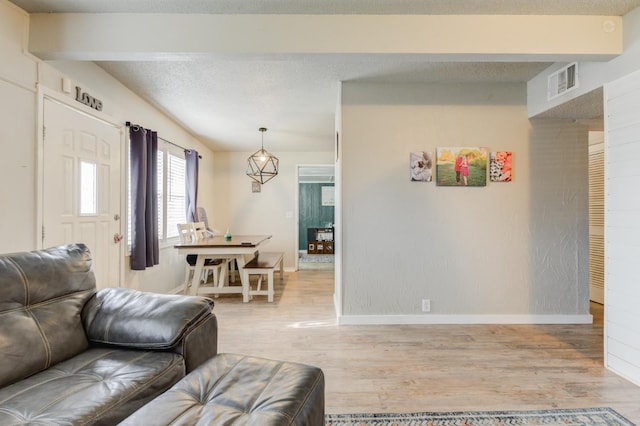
left=42, top=98, right=122, bottom=289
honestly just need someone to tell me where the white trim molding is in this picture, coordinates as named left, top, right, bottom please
left=338, top=314, right=593, bottom=325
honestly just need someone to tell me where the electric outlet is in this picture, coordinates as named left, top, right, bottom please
left=422, top=299, right=431, bottom=312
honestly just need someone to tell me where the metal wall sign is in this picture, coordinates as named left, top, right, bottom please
left=75, top=86, right=103, bottom=111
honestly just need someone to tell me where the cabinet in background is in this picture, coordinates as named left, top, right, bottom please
left=307, top=227, right=334, bottom=254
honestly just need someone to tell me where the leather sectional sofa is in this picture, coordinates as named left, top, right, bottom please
left=0, top=243, right=326, bottom=425
left=0, top=244, right=218, bottom=425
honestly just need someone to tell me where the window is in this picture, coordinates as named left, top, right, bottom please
left=156, top=149, right=164, bottom=239
left=127, top=140, right=186, bottom=248
left=165, top=148, right=186, bottom=239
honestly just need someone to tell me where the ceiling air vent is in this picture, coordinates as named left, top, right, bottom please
left=547, top=62, right=578, bottom=100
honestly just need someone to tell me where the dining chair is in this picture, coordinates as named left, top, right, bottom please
left=192, top=221, right=212, bottom=240
left=194, top=221, right=234, bottom=291
left=177, top=223, right=229, bottom=295
left=196, top=207, right=220, bottom=236
left=194, top=212, right=236, bottom=282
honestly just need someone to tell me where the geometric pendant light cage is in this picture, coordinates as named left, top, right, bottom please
left=246, top=127, right=279, bottom=184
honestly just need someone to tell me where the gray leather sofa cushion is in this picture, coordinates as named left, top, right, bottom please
left=0, top=244, right=95, bottom=388
left=83, top=287, right=215, bottom=349
left=120, top=353, right=325, bottom=426
left=0, top=347, right=185, bottom=426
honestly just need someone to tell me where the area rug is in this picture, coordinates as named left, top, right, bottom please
left=325, top=407, right=635, bottom=426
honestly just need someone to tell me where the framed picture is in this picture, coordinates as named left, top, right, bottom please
left=436, top=147, right=488, bottom=187
left=409, top=151, right=433, bottom=182
left=490, top=151, right=513, bottom=182
left=252, top=181, right=261, bottom=192
left=322, top=186, right=335, bottom=206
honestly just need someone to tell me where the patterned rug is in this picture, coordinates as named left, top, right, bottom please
left=325, top=407, right=636, bottom=425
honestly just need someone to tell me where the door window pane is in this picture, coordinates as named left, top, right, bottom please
left=80, top=160, right=97, bottom=215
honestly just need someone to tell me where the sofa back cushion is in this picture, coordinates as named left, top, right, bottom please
left=0, top=244, right=96, bottom=387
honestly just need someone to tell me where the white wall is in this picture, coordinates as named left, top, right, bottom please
left=340, top=82, right=591, bottom=324
left=0, top=76, right=36, bottom=252
left=0, top=0, right=216, bottom=294
left=528, top=7, right=640, bottom=118
left=0, top=1, right=37, bottom=252
left=334, top=85, right=343, bottom=316
left=604, top=68, right=640, bottom=386
left=0, top=1, right=35, bottom=90
left=212, top=150, right=334, bottom=270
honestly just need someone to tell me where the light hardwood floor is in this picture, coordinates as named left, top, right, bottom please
left=212, top=269, right=640, bottom=423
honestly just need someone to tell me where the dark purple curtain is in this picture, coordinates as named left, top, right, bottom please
left=129, top=124, right=159, bottom=270
left=185, top=150, right=199, bottom=223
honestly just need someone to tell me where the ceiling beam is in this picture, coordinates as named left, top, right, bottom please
left=27, top=14, right=622, bottom=61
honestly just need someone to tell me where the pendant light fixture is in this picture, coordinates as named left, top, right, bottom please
left=246, top=127, right=279, bottom=184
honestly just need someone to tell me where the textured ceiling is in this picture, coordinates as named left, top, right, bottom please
left=535, top=87, right=605, bottom=120
left=10, top=0, right=640, bottom=15
left=10, top=0, right=638, bottom=152
left=95, top=59, right=552, bottom=152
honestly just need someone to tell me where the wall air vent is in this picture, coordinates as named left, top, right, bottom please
left=547, top=62, right=578, bottom=100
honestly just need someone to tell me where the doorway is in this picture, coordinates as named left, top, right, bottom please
left=296, top=165, right=335, bottom=271
left=42, top=97, right=123, bottom=289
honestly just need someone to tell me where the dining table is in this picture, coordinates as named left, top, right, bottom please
left=174, top=234, right=272, bottom=297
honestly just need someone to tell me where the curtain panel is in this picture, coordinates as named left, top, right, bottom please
left=185, top=150, right=199, bottom=223
left=129, top=124, right=159, bottom=270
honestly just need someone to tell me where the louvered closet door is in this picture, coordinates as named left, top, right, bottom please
left=588, top=132, right=604, bottom=304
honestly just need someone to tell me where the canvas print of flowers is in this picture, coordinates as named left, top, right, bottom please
left=436, top=147, right=488, bottom=187
left=410, top=151, right=433, bottom=182
left=490, top=151, right=513, bottom=182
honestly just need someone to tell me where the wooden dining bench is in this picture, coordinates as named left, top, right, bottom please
left=242, top=252, right=284, bottom=302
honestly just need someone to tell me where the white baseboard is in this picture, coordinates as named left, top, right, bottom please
left=174, top=279, right=592, bottom=326
left=337, top=313, right=593, bottom=325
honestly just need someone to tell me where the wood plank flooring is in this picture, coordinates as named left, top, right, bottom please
left=212, top=269, right=640, bottom=423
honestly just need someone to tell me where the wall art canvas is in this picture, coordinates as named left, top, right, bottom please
left=410, top=151, right=433, bottom=182
left=490, top=151, right=513, bottom=182
left=436, top=147, right=488, bottom=186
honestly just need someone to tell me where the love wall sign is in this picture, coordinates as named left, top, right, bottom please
left=75, top=86, right=103, bottom=111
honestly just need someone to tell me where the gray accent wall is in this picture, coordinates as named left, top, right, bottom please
left=340, top=82, right=589, bottom=321
left=299, top=183, right=335, bottom=250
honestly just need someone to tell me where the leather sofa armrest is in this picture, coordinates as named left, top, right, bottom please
left=175, top=313, right=218, bottom=373
left=82, top=288, right=216, bottom=351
